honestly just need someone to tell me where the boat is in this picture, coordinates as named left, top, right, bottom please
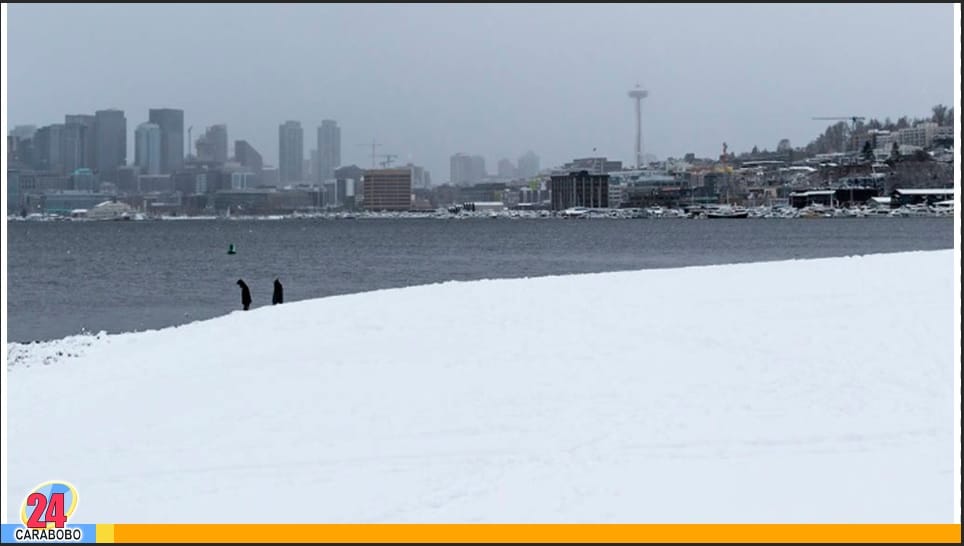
left=705, top=206, right=749, bottom=219
left=930, top=200, right=954, bottom=216
left=560, top=207, right=590, bottom=219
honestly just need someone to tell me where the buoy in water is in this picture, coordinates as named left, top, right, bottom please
left=227, top=243, right=237, bottom=255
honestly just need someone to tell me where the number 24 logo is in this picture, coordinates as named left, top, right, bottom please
left=26, top=492, right=68, bottom=528
left=20, top=481, right=78, bottom=529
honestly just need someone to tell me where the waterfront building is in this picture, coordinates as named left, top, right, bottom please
left=362, top=168, right=412, bottom=211
left=549, top=171, right=610, bottom=210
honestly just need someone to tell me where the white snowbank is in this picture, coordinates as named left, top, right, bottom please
left=5, top=251, right=957, bottom=523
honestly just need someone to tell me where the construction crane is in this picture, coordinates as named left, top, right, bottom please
left=356, top=138, right=382, bottom=168
left=812, top=116, right=866, bottom=153
left=378, top=153, right=398, bottom=168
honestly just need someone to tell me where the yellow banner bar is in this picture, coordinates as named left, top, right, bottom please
left=110, top=523, right=961, bottom=543
left=96, top=524, right=115, bottom=543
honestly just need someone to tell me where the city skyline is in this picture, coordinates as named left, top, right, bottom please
left=6, top=4, right=955, bottom=182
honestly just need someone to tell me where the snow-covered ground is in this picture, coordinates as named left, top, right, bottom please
left=4, top=251, right=958, bottom=523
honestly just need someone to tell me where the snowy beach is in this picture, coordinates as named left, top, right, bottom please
left=5, top=251, right=957, bottom=523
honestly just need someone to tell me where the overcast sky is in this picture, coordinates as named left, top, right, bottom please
left=6, top=3, right=957, bottom=181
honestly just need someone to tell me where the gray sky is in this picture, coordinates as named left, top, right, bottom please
left=6, top=3, right=957, bottom=181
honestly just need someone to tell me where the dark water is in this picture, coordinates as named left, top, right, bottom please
left=5, top=217, right=954, bottom=342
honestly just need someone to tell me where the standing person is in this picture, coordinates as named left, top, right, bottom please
left=272, top=278, right=284, bottom=305
left=237, top=279, right=252, bottom=311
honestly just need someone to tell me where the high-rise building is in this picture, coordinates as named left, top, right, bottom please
left=362, top=168, right=412, bottom=211
left=62, top=115, right=96, bottom=174
left=279, top=121, right=304, bottom=183
left=497, top=158, right=516, bottom=179
left=8, top=135, right=34, bottom=169
left=9, top=125, right=37, bottom=140
left=148, top=108, right=185, bottom=174
left=316, top=119, right=341, bottom=183
left=404, top=163, right=432, bottom=188
left=517, top=151, right=540, bottom=178
left=450, top=153, right=470, bottom=185
left=195, top=134, right=215, bottom=162
left=469, top=155, right=486, bottom=183
left=205, top=124, right=228, bottom=163
left=450, top=153, right=486, bottom=186
left=196, top=125, right=228, bottom=163
left=8, top=126, right=37, bottom=169
left=135, top=122, right=162, bottom=175
left=94, top=109, right=127, bottom=178
left=234, top=140, right=263, bottom=176
left=33, top=124, right=64, bottom=172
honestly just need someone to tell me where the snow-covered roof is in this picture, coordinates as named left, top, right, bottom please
left=894, top=188, right=954, bottom=195
left=790, top=190, right=835, bottom=196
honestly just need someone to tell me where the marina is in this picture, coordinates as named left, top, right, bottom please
left=8, top=199, right=955, bottom=222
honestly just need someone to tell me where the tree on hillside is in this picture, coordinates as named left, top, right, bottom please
left=949, top=107, right=954, bottom=125
left=751, top=145, right=759, bottom=155
left=777, top=138, right=791, bottom=152
left=890, top=141, right=900, bottom=161
left=803, top=121, right=849, bottom=155
left=896, top=116, right=910, bottom=130
left=931, top=104, right=949, bottom=125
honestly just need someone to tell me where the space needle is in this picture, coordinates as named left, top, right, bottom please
left=628, top=84, right=649, bottom=169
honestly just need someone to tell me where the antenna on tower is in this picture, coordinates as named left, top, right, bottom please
left=627, top=84, right=649, bottom=169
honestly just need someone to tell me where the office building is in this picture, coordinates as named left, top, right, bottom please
left=450, top=153, right=486, bottom=185
left=497, top=158, right=516, bottom=179
left=94, top=109, right=127, bottom=179
left=550, top=171, right=610, bottom=210
left=279, top=121, right=304, bottom=183
left=518, top=151, right=540, bottom=178
left=234, top=140, right=263, bottom=176
left=63, top=114, right=96, bottom=174
left=201, top=124, right=229, bottom=163
left=317, top=119, right=341, bottom=183
left=149, top=108, right=185, bottom=174
left=33, top=124, right=64, bottom=172
left=362, top=168, right=412, bottom=211
left=135, top=122, right=162, bottom=175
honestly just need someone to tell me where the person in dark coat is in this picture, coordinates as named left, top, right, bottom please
left=272, top=278, right=284, bottom=305
left=237, top=279, right=252, bottom=310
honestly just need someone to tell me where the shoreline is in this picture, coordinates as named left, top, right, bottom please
left=5, top=204, right=956, bottom=222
